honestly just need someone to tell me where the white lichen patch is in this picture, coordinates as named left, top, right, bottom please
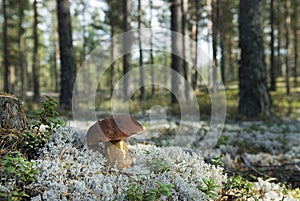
left=29, top=127, right=226, bottom=201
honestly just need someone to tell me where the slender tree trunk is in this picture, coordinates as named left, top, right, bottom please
left=270, top=0, right=276, bottom=91
left=219, top=0, right=226, bottom=85
left=138, top=0, right=145, bottom=100
left=2, top=0, right=9, bottom=93
left=293, top=0, right=298, bottom=87
left=285, top=0, right=290, bottom=95
left=110, top=23, right=116, bottom=96
left=276, top=0, right=282, bottom=77
left=54, top=40, right=59, bottom=93
left=181, top=0, right=188, bottom=81
left=33, top=0, right=40, bottom=102
left=18, top=0, right=25, bottom=98
left=170, top=0, right=184, bottom=104
left=123, top=0, right=133, bottom=101
left=238, top=0, right=271, bottom=116
left=228, top=34, right=234, bottom=81
left=211, top=0, right=219, bottom=93
left=57, top=0, right=77, bottom=110
left=191, top=0, right=199, bottom=90
left=149, top=0, right=155, bottom=96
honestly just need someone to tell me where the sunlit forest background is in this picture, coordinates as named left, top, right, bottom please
left=1, top=0, right=299, bottom=119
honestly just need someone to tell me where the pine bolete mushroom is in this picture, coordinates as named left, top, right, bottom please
left=85, top=114, right=143, bottom=170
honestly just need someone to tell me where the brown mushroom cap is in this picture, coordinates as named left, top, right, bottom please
left=85, top=114, right=144, bottom=145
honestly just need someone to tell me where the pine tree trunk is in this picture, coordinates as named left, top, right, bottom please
left=138, top=0, right=145, bottom=100
left=276, top=0, right=282, bottom=77
left=110, top=24, right=116, bottom=97
left=285, top=0, right=290, bottom=95
left=270, top=0, right=276, bottom=91
left=2, top=0, right=9, bottom=93
left=219, top=1, right=226, bottom=85
left=123, top=0, right=133, bottom=101
left=170, top=0, right=184, bottom=104
left=228, top=34, right=234, bottom=81
left=149, top=0, right=155, bottom=96
left=211, top=0, right=219, bottom=93
left=33, top=0, right=40, bottom=102
left=238, top=0, right=271, bottom=116
left=191, top=1, right=199, bottom=90
left=293, top=0, right=298, bottom=87
left=57, top=0, right=77, bottom=110
left=18, top=0, right=25, bottom=98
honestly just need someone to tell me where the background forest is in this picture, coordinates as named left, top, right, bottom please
left=1, top=0, right=300, bottom=200
left=1, top=0, right=299, bottom=118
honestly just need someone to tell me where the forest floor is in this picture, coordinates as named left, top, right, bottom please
left=20, top=79, right=300, bottom=200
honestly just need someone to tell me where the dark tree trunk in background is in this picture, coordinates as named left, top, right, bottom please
left=2, top=0, right=9, bottom=93
left=191, top=0, right=199, bottom=90
left=228, top=34, right=234, bottom=81
left=110, top=23, right=116, bottom=97
left=276, top=0, right=282, bottom=77
left=57, top=0, right=77, bottom=110
left=123, top=0, right=133, bottom=101
left=18, top=0, right=25, bottom=98
left=149, top=0, right=155, bottom=96
left=138, top=0, right=145, bottom=100
left=238, top=0, right=271, bottom=116
left=33, top=0, right=40, bottom=102
left=270, top=0, right=276, bottom=91
left=284, top=0, right=290, bottom=95
left=170, top=0, right=184, bottom=104
left=181, top=0, right=188, bottom=81
left=219, top=0, right=226, bottom=85
left=211, top=0, right=219, bottom=93
left=293, top=0, right=298, bottom=87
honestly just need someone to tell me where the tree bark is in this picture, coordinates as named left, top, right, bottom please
left=170, top=0, right=184, bottom=104
left=293, top=0, right=298, bottom=87
left=33, top=0, right=40, bottom=102
left=219, top=0, right=226, bottom=85
left=18, top=0, right=25, bottom=98
left=238, top=0, right=271, bottom=116
left=270, top=0, right=276, bottom=91
left=123, top=0, right=133, bottom=101
left=0, top=94, right=27, bottom=132
left=57, top=0, right=77, bottom=110
left=149, top=0, right=155, bottom=96
left=276, top=0, right=282, bottom=77
left=191, top=0, right=199, bottom=90
left=2, top=0, right=9, bottom=93
left=211, top=0, right=219, bottom=93
left=284, top=0, right=290, bottom=95
left=138, top=0, right=145, bottom=100
left=181, top=0, right=189, bottom=81
left=110, top=22, right=116, bottom=97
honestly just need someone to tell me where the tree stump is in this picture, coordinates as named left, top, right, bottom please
left=0, top=94, right=28, bottom=133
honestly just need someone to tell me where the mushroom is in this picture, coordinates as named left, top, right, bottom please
left=85, top=114, right=144, bottom=170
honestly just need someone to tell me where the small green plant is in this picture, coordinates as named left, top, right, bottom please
left=0, top=152, right=39, bottom=200
left=144, top=182, right=173, bottom=200
left=214, top=135, right=230, bottom=148
left=124, top=183, right=145, bottom=201
left=125, top=182, right=174, bottom=201
left=197, top=178, right=220, bottom=199
left=211, top=153, right=225, bottom=167
left=29, top=95, right=65, bottom=131
left=224, top=175, right=254, bottom=198
left=146, top=156, right=170, bottom=173
left=225, top=175, right=253, bottom=193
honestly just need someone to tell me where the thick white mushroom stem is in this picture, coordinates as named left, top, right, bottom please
left=104, top=140, right=133, bottom=170
left=88, top=140, right=133, bottom=170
